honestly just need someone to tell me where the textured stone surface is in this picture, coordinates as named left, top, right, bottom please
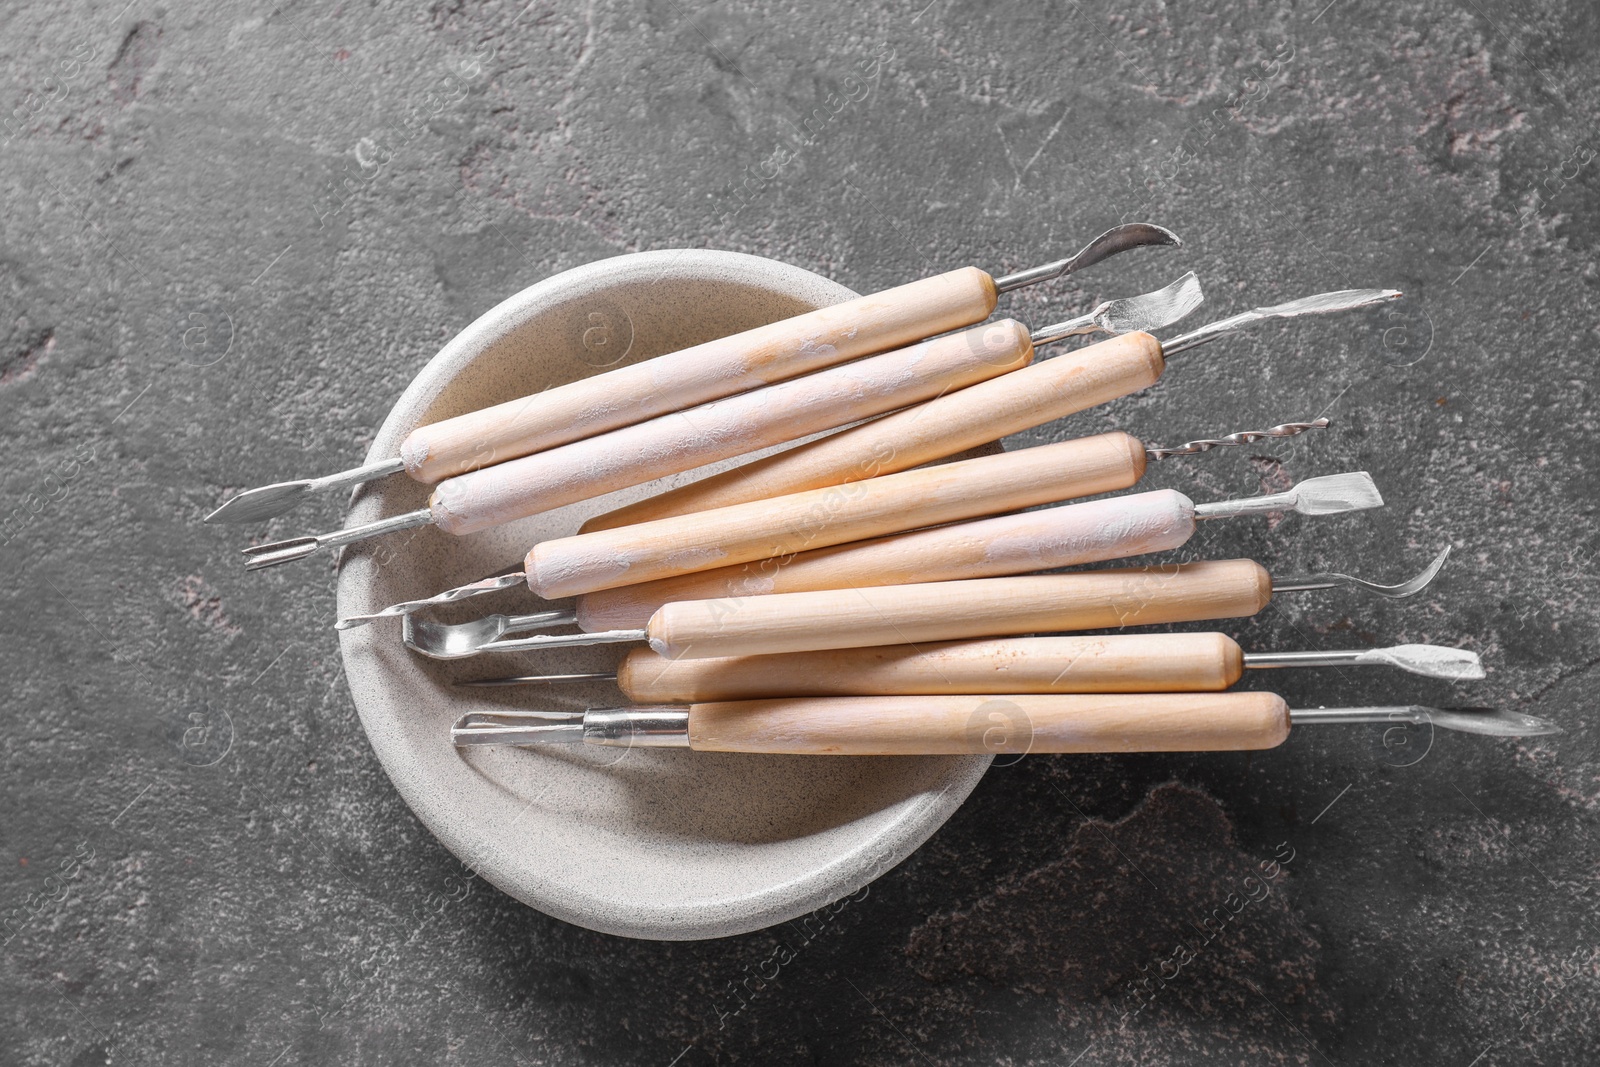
left=2, top=0, right=1597, bottom=1063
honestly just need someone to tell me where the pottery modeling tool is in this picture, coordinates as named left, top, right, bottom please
left=395, top=471, right=1380, bottom=657
left=239, top=274, right=1203, bottom=568
left=449, top=696, right=1559, bottom=754
left=457, top=633, right=1485, bottom=702
left=582, top=287, right=1401, bottom=533
left=399, top=551, right=1451, bottom=662
left=209, top=223, right=1180, bottom=525
left=338, top=415, right=1329, bottom=628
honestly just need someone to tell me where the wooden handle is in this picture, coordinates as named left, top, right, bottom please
left=529, top=433, right=1146, bottom=600
left=427, top=320, right=1033, bottom=535
left=645, top=561, right=1273, bottom=659
left=582, top=331, right=1164, bottom=531
left=617, top=633, right=1246, bottom=702
left=687, top=692, right=1291, bottom=755
left=400, top=267, right=998, bottom=483
left=576, top=489, right=1194, bottom=631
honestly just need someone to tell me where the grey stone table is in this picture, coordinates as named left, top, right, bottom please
left=3, top=0, right=1597, bottom=1063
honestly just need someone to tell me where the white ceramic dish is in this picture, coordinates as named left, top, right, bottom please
left=335, top=250, right=991, bottom=940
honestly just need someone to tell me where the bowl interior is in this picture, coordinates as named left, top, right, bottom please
left=336, top=250, right=990, bottom=940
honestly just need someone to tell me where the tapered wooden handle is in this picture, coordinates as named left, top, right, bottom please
left=427, top=320, right=1033, bottom=535
left=400, top=268, right=998, bottom=483
left=645, top=561, right=1273, bottom=659
left=577, top=489, right=1194, bottom=631
left=530, top=433, right=1146, bottom=600
left=617, top=633, right=1246, bottom=702
left=583, top=331, right=1164, bottom=531
left=687, top=692, right=1291, bottom=755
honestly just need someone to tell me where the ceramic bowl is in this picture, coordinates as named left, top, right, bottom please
left=335, top=249, right=991, bottom=940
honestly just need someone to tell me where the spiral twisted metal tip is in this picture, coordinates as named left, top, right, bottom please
left=335, top=572, right=528, bottom=629
left=1146, top=417, right=1330, bottom=460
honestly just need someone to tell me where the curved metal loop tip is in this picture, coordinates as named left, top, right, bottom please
left=401, top=609, right=577, bottom=659
left=336, top=572, right=529, bottom=629
left=992, top=223, right=1182, bottom=293
left=1276, top=545, right=1452, bottom=599
left=1030, top=272, right=1203, bottom=347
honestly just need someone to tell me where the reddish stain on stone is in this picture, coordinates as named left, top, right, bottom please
left=177, top=575, right=241, bottom=638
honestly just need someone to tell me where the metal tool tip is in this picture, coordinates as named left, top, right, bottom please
left=1360, top=644, right=1486, bottom=680
left=206, top=481, right=313, bottom=524
left=1428, top=706, right=1563, bottom=737
left=451, top=709, right=588, bottom=746
left=240, top=537, right=322, bottom=570
left=1294, top=471, right=1384, bottom=515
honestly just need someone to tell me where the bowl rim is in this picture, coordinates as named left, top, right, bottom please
left=336, top=248, right=992, bottom=940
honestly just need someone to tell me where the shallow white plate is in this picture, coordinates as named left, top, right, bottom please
left=335, top=250, right=991, bottom=940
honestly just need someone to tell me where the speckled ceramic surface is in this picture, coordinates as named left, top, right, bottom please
left=334, top=250, right=992, bottom=941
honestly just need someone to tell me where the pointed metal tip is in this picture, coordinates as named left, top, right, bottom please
left=1425, top=706, right=1564, bottom=738
left=205, top=481, right=313, bottom=524
left=241, top=537, right=322, bottom=570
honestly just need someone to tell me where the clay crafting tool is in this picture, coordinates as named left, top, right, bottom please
left=402, top=550, right=1451, bottom=662
left=209, top=222, right=1180, bottom=524
left=397, top=471, right=1379, bottom=657
left=449, top=695, right=1558, bottom=755
left=339, top=415, right=1329, bottom=627
left=457, top=633, right=1485, bottom=702
left=581, top=287, right=1400, bottom=533
left=240, top=273, right=1203, bottom=568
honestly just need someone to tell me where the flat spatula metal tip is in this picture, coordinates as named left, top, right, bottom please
left=205, top=482, right=312, bottom=524
left=1293, top=471, right=1384, bottom=515
left=240, top=537, right=322, bottom=570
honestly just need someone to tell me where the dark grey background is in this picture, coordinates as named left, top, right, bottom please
left=3, top=0, right=1597, bottom=1063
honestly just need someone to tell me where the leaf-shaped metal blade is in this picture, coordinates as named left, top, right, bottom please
left=1350, top=645, right=1486, bottom=681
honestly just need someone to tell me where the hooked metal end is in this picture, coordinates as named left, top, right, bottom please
left=1274, top=545, right=1452, bottom=599
left=992, top=223, right=1182, bottom=293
